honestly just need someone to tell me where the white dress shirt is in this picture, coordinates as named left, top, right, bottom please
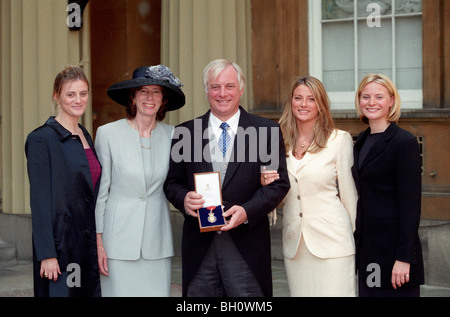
left=208, top=109, right=240, bottom=161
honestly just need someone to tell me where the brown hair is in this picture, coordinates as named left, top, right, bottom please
left=279, top=76, right=335, bottom=156
left=126, top=86, right=168, bottom=121
left=52, top=65, right=89, bottom=107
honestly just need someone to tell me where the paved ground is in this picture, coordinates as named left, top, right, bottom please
left=1, top=256, right=449, bottom=297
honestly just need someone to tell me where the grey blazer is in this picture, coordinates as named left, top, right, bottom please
left=95, top=119, right=174, bottom=260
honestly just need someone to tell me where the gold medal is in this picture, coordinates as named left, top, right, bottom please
left=207, top=206, right=217, bottom=223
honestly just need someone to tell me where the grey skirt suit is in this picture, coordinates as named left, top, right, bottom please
left=94, top=119, right=174, bottom=296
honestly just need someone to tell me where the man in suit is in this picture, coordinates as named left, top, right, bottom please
left=164, top=59, right=290, bottom=297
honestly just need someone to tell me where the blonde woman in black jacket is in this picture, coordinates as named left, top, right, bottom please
left=352, top=74, right=424, bottom=297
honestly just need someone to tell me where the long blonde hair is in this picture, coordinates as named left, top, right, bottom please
left=279, top=76, right=335, bottom=156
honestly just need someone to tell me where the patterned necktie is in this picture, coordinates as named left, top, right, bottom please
left=219, top=122, right=230, bottom=157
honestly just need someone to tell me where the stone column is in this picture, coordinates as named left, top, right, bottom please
left=160, top=0, right=253, bottom=126
left=1, top=0, right=91, bottom=215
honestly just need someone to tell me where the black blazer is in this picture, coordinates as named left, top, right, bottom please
left=352, top=123, right=424, bottom=288
left=164, top=107, right=290, bottom=296
left=25, top=117, right=101, bottom=297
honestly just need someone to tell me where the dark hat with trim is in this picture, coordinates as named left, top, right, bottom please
left=107, top=65, right=185, bottom=111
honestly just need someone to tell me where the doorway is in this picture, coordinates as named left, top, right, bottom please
left=89, top=0, right=162, bottom=135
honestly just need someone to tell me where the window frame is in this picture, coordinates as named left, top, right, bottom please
left=308, top=0, right=423, bottom=110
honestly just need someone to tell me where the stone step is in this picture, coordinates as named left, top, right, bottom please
left=0, top=238, right=17, bottom=268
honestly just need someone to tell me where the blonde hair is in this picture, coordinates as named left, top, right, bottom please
left=355, top=73, right=401, bottom=124
left=279, top=76, right=335, bottom=156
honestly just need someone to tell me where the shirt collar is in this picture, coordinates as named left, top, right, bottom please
left=209, top=108, right=241, bottom=137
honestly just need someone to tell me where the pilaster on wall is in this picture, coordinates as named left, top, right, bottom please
left=161, top=0, right=253, bottom=127
left=1, top=0, right=91, bottom=214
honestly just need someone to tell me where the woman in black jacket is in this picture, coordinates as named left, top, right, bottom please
left=352, top=74, right=424, bottom=297
left=25, top=66, right=101, bottom=297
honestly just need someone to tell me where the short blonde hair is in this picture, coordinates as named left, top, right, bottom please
left=355, top=73, right=401, bottom=124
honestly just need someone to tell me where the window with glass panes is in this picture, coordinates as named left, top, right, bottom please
left=309, top=0, right=423, bottom=109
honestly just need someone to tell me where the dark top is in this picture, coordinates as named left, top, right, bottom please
left=358, top=132, right=383, bottom=169
left=25, top=117, right=102, bottom=297
left=85, top=148, right=101, bottom=188
left=352, top=123, right=424, bottom=289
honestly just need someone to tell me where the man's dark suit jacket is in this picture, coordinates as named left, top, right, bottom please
left=164, top=107, right=290, bottom=296
left=352, top=123, right=424, bottom=289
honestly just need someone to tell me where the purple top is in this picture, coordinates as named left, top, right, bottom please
left=85, top=148, right=101, bottom=188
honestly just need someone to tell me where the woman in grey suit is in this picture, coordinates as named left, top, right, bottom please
left=94, top=65, right=185, bottom=296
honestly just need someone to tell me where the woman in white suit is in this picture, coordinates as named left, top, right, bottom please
left=265, top=76, right=357, bottom=296
left=95, top=65, right=185, bottom=296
